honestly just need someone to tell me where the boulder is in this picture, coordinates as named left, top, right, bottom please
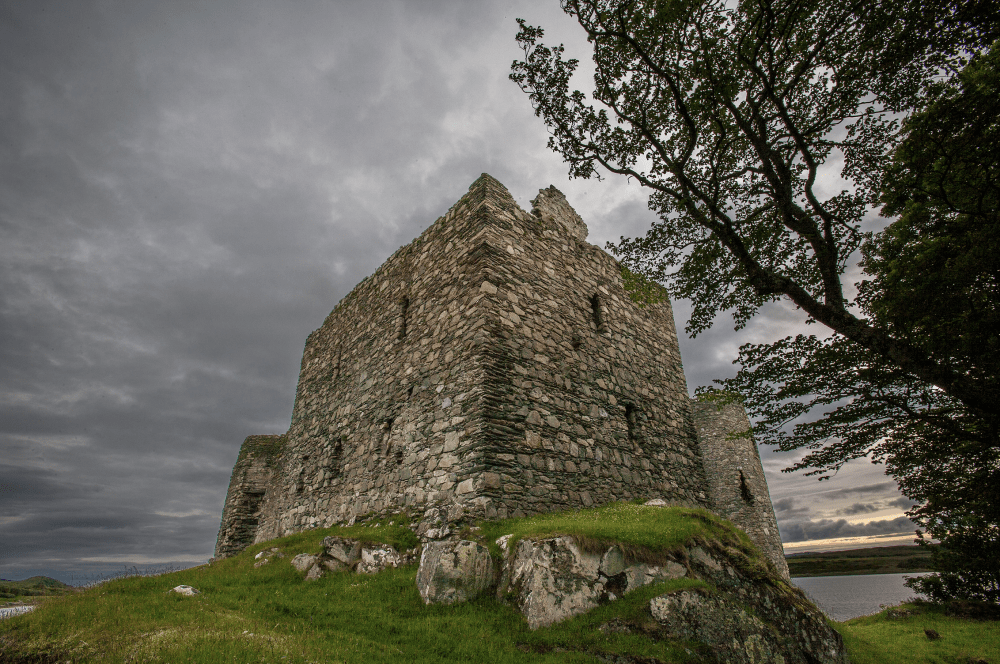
left=506, top=537, right=685, bottom=629
left=509, top=536, right=603, bottom=629
left=323, top=537, right=361, bottom=567
left=304, top=564, right=324, bottom=582
left=170, top=585, right=199, bottom=596
left=291, top=553, right=319, bottom=573
left=356, top=544, right=402, bottom=574
left=416, top=540, right=494, bottom=605
left=650, top=588, right=846, bottom=664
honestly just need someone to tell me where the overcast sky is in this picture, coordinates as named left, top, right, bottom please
left=0, top=0, right=917, bottom=583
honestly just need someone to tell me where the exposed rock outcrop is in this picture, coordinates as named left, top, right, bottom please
left=415, top=535, right=846, bottom=663
left=506, top=536, right=686, bottom=629
left=416, top=540, right=494, bottom=604
left=278, top=537, right=415, bottom=581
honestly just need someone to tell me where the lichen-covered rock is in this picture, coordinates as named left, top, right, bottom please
left=323, top=536, right=361, bottom=567
left=417, top=540, right=494, bottom=604
left=304, top=564, right=324, bottom=581
left=291, top=553, right=318, bottom=573
left=507, top=537, right=685, bottom=629
left=510, top=536, right=603, bottom=629
left=650, top=591, right=782, bottom=664
left=356, top=544, right=402, bottom=574
left=643, top=543, right=847, bottom=663
left=650, top=589, right=846, bottom=664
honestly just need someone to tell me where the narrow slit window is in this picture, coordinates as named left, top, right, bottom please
left=329, top=437, right=344, bottom=479
left=381, top=417, right=395, bottom=455
left=398, top=297, right=410, bottom=340
left=590, top=294, right=606, bottom=332
left=625, top=404, right=638, bottom=443
left=739, top=469, right=755, bottom=503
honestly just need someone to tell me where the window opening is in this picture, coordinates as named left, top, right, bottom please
left=590, top=294, right=606, bottom=332
left=625, top=404, right=638, bottom=444
left=381, top=417, right=395, bottom=455
left=739, top=469, right=755, bottom=503
left=329, top=437, right=344, bottom=479
left=398, top=297, right=410, bottom=339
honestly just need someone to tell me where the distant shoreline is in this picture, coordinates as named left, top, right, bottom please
left=785, top=545, right=934, bottom=578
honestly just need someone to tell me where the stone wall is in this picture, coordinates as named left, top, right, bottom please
left=215, top=174, right=788, bottom=571
left=214, top=435, right=283, bottom=559
left=691, top=400, right=789, bottom=579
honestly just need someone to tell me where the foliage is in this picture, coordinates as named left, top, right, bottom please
left=511, top=0, right=994, bottom=413
left=905, top=508, right=1000, bottom=604
left=713, top=45, right=1000, bottom=600
left=619, top=266, right=668, bottom=308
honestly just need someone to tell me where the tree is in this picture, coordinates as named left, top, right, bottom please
left=511, top=0, right=996, bottom=414
left=712, top=44, right=1000, bottom=601
left=511, top=0, right=998, bottom=599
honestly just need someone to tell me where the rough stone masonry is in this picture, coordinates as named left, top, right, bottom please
left=215, top=174, right=789, bottom=579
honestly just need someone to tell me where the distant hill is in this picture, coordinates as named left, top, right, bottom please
left=785, top=545, right=934, bottom=577
left=0, top=576, right=71, bottom=599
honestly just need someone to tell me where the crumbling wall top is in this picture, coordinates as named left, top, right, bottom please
left=531, top=186, right=588, bottom=242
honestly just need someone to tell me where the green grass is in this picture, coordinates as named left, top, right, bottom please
left=0, top=576, right=73, bottom=604
left=472, top=502, right=755, bottom=565
left=786, top=545, right=935, bottom=577
left=2, top=505, right=996, bottom=663
left=0, top=505, right=723, bottom=663
left=837, top=602, right=1000, bottom=664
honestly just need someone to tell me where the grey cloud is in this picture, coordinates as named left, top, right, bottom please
left=779, top=516, right=916, bottom=543
left=886, top=497, right=919, bottom=510
left=820, top=482, right=896, bottom=498
left=837, top=502, right=880, bottom=516
left=771, top=497, right=811, bottom=517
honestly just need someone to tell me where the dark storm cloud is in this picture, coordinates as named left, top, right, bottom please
left=771, top=497, right=811, bottom=517
left=0, top=0, right=604, bottom=581
left=837, top=503, right=880, bottom=516
left=887, top=497, right=919, bottom=510
left=0, top=0, right=893, bottom=581
left=779, top=516, right=916, bottom=543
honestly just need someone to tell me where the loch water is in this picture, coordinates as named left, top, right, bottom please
left=791, top=572, right=930, bottom=622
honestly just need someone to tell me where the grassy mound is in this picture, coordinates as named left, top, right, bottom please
left=1, top=503, right=994, bottom=663
left=0, top=504, right=723, bottom=663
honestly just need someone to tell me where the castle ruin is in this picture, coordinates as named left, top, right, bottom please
left=215, top=174, right=788, bottom=578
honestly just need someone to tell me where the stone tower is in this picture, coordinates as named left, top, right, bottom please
left=215, top=174, right=789, bottom=579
